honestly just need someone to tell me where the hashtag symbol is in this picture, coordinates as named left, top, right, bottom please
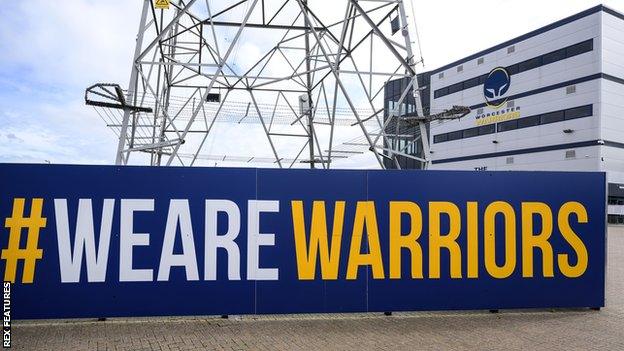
left=1, top=199, right=46, bottom=284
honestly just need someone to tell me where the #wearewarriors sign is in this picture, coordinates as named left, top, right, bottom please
left=0, top=164, right=606, bottom=319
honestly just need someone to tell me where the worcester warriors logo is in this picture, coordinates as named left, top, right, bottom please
left=483, top=67, right=511, bottom=108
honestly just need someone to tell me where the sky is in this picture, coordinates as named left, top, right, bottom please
left=0, top=0, right=622, bottom=167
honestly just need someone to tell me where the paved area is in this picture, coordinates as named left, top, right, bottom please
left=14, top=227, right=624, bottom=350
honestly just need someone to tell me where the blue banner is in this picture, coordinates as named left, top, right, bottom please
left=0, top=164, right=606, bottom=319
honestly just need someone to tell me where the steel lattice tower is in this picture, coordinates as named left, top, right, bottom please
left=86, top=0, right=467, bottom=169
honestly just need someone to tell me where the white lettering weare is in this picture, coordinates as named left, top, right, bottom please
left=205, top=200, right=241, bottom=281
left=247, top=200, right=280, bottom=280
left=157, top=200, right=199, bottom=281
left=54, top=199, right=114, bottom=283
left=120, top=199, right=154, bottom=282
left=53, top=199, right=280, bottom=282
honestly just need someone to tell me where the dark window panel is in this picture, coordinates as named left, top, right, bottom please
left=565, top=105, right=592, bottom=120
left=517, top=115, right=540, bottom=128
left=397, top=79, right=405, bottom=95
left=463, top=127, right=479, bottom=138
left=448, top=82, right=463, bottom=94
left=395, top=79, right=402, bottom=96
left=448, top=130, right=463, bottom=141
left=498, top=119, right=518, bottom=132
left=479, top=74, right=488, bottom=84
left=406, top=94, right=415, bottom=105
left=540, top=110, right=565, bottom=124
left=542, top=48, right=567, bottom=65
left=433, top=133, right=448, bottom=143
left=400, top=78, right=409, bottom=92
left=506, top=64, right=519, bottom=75
left=518, top=56, right=542, bottom=72
left=464, top=77, right=480, bottom=89
left=566, top=39, right=593, bottom=57
left=479, top=124, right=496, bottom=135
left=434, top=87, right=448, bottom=98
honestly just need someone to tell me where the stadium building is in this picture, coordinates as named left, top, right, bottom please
left=384, top=4, right=624, bottom=223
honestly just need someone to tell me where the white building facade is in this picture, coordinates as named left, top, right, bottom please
left=425, top=5, right=624, bottom=223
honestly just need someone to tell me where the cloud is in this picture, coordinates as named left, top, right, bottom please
left=5, top=133, right=21, bottom=142
left=0, top=0, right=140, bottom=87
left=0, top=0, right=622, bottom=169
left=0, top=94, right=114, bottom=164
left=0, top=0, right=140, bottom=165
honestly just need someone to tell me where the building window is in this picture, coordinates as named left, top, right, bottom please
left=566, top=39, right=593, bottom=57
left=448, top=82, right=463, bottom=94
left=518, top=56, right=542, bottom=72
left=431, top=104, right=593, bottom=144
left=540, top=111, right=564, bottom=124
left=434, top=87, right=448, bottom=98
left=517, top=115, right=540, bottom=128
left=566, top=85, right=576, bottom=94
left=477, top=57, right=484, bottom=65
left=478, top=124, right=496, bottom=135
left=457, top=65, right=463, bottom=72
left=433, top=134, right=448, bottom=143
left=438, top=72, right=444, bottom=79
left=543, top=48, right=566, bottom=65
left=507, top=45, right=515, bottom=54
left=540, top=110, right=565, bottom=124
left=609, top=196, right=624, bottom=205
left=506, top=157, right=514, bottom=164
left=565, top=105, right=592, bottom=120
left=463, top=77, right=480, bottom=89
left=498, top=119, right=518, bottom=132
left=463, top=127, right=479, bottom=139
left=433, top=39, right=594, bottom=99
left=407, top=103, right=415, bottom=114
left=447, top=130, right=463, bottom=141
left=608, top=214, right=624, bottom=224
left=506, top=64, right=519, bottom=75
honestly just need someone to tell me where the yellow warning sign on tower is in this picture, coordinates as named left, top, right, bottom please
left=155, top=0, right=170, bottom=10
